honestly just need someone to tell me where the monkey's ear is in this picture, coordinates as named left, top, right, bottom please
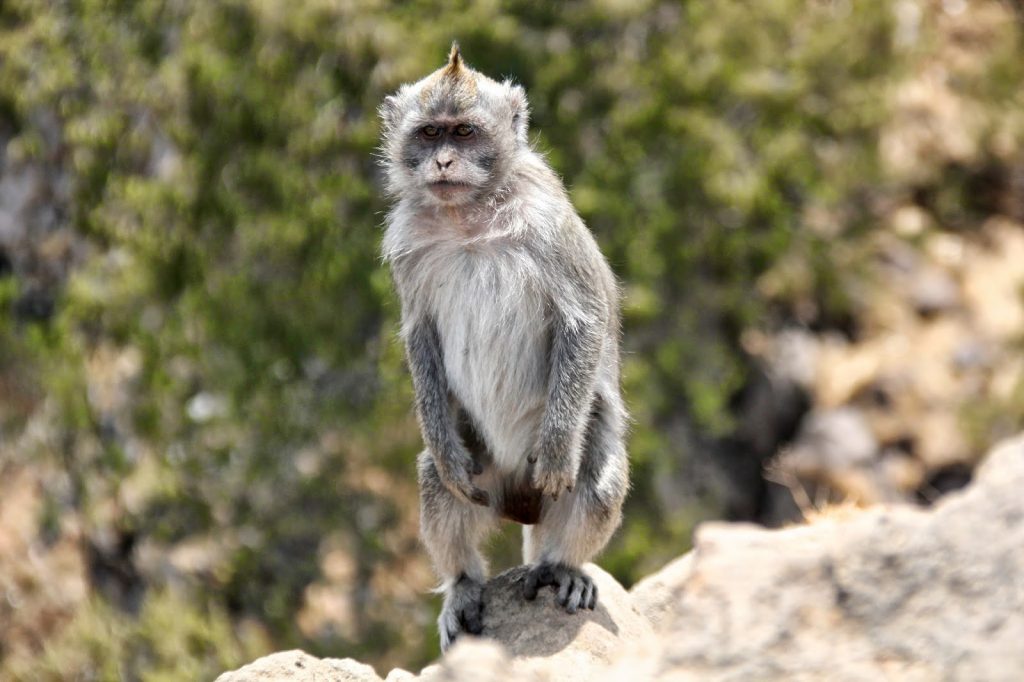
left=506, top=83, right=529, bottom=145
left=379, top=95, right=400, bottom=132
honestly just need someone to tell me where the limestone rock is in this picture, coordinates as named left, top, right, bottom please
left=214, top=650, right=382, bottom=682
left=417, top=639, right=515, bottom=682
left=217, top=434, right=1024, bottom=681
left=628, top=553, right=694, bottom=631
left=622, top=433, right=1024, bottom=681
left=478, top=563, right=653, bottom=680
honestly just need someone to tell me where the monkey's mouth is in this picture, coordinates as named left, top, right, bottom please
left=429, top=180, right=473, bottom=190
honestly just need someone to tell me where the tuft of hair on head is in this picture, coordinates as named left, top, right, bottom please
left=440, top=41, right=472, bottom=90
left=445, top=41, right=463, bottom=75
left=418, top=40, right=477, bottom=109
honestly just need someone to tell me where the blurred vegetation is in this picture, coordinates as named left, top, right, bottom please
left=0, top=0, right=1021, bottom=678
left=4, top=590, right=267, bottom=682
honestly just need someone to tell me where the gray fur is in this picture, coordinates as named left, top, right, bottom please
left=407, top=318, right=489, bottom=506
left=438, top=574, right=485, bottom=649
left=381, top=45, right=629, bottom=651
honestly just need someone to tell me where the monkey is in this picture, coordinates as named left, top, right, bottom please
left=379, top=44, right=629, bottom=651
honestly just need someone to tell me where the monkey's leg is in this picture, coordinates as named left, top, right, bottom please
left=418, top=450, right=496, bottom=651
left=522, top=394, right=628, bottom=614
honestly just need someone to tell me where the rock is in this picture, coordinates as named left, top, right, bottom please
left=417, top=639, right=514, bottom=682
left=621, top=432, right=1024, bottom=681
left=787, top=407, right=878, bottom=471
left=889, top=205, right=932, bottom=238
left=776, top=406, right=897, bottom=503
left=910, top=265, right=960, bottom=317
left=415, top=563, right=654, bottom=681
left=628, top=553, right=694, bottom=631
left=216, top=563, right=651, bottom=682
left=214, top=650, right=382, bottom=682
left=218, top=434, right=1024, bottom=681
left=476, top=563, right=653, bottom=680
left=961, top=218, right=1024, bottom=341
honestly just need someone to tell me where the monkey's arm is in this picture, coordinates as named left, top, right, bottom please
left=407, top=316, right=490, bottom=507
left=530, top=275, right=606, bottom=498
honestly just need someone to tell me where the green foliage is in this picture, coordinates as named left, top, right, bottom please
left=1, top=0, right=1019, bottom=675
left=0, top=278, right=35, bottom=430
left=4, top=589, right=267, bottom=682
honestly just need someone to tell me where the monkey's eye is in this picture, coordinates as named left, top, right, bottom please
left=452, top=124, right=475, bottom=138
left=421, top=125, right=441, bottom=139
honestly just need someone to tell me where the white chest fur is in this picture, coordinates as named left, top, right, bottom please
left=422, top=240, right=549, bottom=470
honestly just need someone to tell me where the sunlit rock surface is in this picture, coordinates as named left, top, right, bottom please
left=218, top=434, right=1024, bottom=681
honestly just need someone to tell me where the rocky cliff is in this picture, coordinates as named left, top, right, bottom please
left=217, top=433, right=1024, bottom=681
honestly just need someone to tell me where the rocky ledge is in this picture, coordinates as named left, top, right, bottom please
left=218, top=434, right=1024, bottom=681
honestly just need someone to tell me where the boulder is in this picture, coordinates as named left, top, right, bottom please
left=217, top=434, right=1024, bottom=681
left=214, top=650, right=382, bottom=682
left=471, top=563, right=654, bottom=680
left=617, top=433, right=1024, bottom=681
left=216, top=562, right=652, bottom=681
left=628, top=553, right=694, bottom=630
left=416, top=639, right=514, bottom=682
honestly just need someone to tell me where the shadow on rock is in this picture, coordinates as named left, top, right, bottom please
left=477, top=564, right=628, bottom=658
left=444, top=562, right=653, bottom=681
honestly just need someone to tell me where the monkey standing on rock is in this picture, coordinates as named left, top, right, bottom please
left=380, top=44, right=629, bottom=651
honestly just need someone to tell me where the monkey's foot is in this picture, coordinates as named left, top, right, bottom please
left=522, top=562, right=598, bottom=614
left=438, top=574, right=485, bottom=651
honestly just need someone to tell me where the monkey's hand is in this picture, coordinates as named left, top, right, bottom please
left=527, top=442, right=578, bottom=500
left=434, top=446, right=491, bottom=508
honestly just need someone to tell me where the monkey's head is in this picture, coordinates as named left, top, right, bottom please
left=380, top=43, right=529, bottom=207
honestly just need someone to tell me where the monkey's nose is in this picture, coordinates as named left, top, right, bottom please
left=436, top=158, right=454, bottom=170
